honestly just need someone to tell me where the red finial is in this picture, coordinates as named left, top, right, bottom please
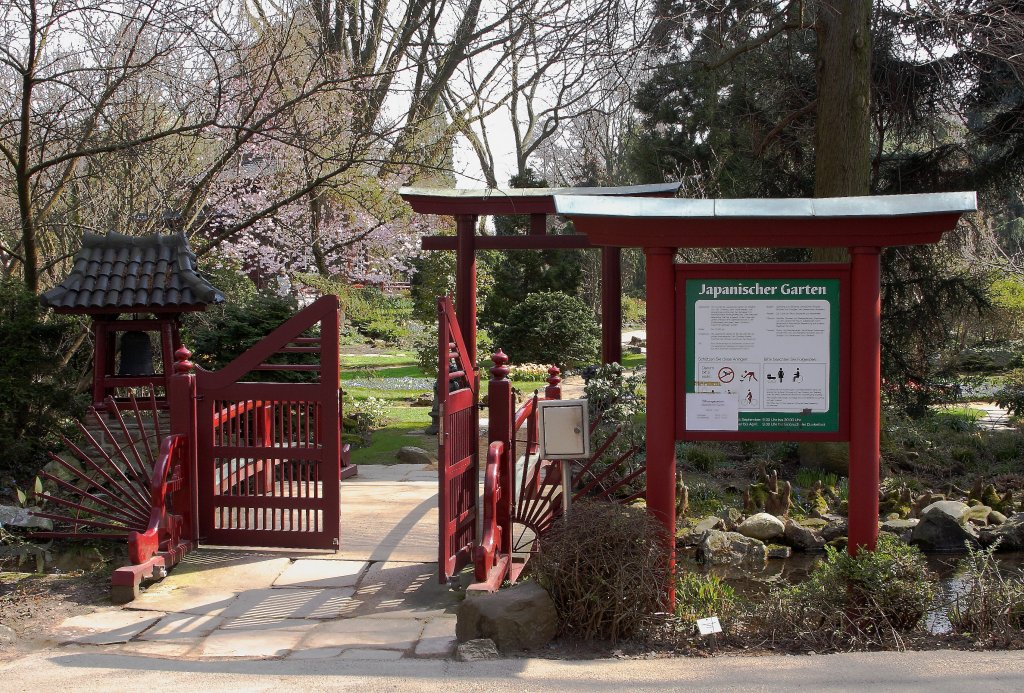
left=546, top=365, right=561, bottom=389
left=490, top=349, right=510, bottom=380
left=173, top=346, right=194, bottom=374
left=545, top=365, right=562, bottom=400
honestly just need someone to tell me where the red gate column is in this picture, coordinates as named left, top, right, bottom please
left=602, top=246, right=623, bottom=365
left=848, top=246, right=881, bottom=554
left=644, top=247, right=677, bottom=601
left=456, top=214, right=478, bottom=365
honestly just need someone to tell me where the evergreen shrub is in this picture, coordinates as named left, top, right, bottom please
left=491, top=291, right=599, bottom=368
left=0, top=279, right=86, bottom=482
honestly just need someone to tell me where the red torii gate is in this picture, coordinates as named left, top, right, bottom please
left=400, top=183, right=681, bottom=365
left=552, top=192, right=978, bottom=589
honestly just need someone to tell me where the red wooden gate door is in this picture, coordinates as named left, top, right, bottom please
left=195, top=296, right=341, bottom=549
left=437, top=297, right=479, bottom=583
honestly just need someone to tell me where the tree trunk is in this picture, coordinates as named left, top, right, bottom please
left=812, top=0, right=871, bottom=261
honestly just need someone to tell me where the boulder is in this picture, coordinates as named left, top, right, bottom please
left=767, top=544, right=792, bottom=559
left=737, top=513, right=785, bottom=541
left=0, top=505, right=53, bottom=531
left=679, top=516, right=724, bottom=547
left=965, top=504, right=993, bottom=525
left=880, top=518, right=918, bottom=543
left=396, top=446, right=435, bottom=466
left=411, top=392, right=434, bottom=407
left=456, top=581, right=557, bottom=652
left=455, top=638, right=500, bottom=661
left=697, top=530, right=768, bottom=570
left=820, top=518, right=848, bottom=542
left=718, top=507, right=743, bottom=531
left=784, top=519, right=826, bottom=551
left=988, top=511, right=1008, bottom=526
left=979, top=512, right=1024, bottom=550
left=910, top=500, right=980, bottom=551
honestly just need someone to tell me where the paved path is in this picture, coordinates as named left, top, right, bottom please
left=33, top=464, right=457, bottom=662
left=3, top=646, right=1024, bottom=691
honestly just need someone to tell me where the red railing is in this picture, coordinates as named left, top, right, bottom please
left=471, top=352, right=562, bottom=590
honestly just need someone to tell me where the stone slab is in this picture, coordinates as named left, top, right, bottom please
left=115, top=639, right=198, bottom=658
left=161, top=551, right=290, bottom=591
left=200, top=618, right=318, bottom=658
left=347, top=561, right=458, bottom=620
left=414, top=617, right=457, bottom=657
left=301, top=616, right=424, bottom=651
left=338, top=482, right=437, bottom=562
left=220, top=587, right=358, bottom=622
left=338, top=648, right=405, bottom=660
left=56, top=609, right=165, bottom=645
left=129, top=585, right=238, bottom=615
left=137, top=612, right=224, bottom=642
left=273, top=559, right=368, bottom=588
left=286, top=647, right=345, bottom=660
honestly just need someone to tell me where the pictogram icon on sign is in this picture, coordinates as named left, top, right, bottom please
left=718, top=366, right=735, bottom=383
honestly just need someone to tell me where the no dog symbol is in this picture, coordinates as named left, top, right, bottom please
left=717, top=366, right=735, bottom=383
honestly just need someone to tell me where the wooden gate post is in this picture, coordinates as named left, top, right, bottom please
left=456, top=214, right=478, bottom=365
left=848, top=247, right=882, bottom=553
left=488, top=350, right=514, bottom=560
left=602, top=246, right=623, bottom=365
left=169, top=347, right=198, bottom=542
left=645, top=247, right=677, bottom=606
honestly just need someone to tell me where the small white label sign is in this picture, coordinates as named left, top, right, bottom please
left=685, top=393, right=739, bottom=431
left=696, top=616, right=723, bottom=636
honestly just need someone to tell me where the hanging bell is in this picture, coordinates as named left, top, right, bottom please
left=118, top=330, right=155, bottom=376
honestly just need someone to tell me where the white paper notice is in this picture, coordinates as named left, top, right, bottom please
left=696, top=616, right=723, bottom=636
left=685, top=393, right=739, bottom=431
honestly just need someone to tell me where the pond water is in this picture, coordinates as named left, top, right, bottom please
left=678, top=549, right=1024, bottom=635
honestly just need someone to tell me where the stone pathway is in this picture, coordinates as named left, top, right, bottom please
left=968, top=402, right=1015, bottom=431
left=50, top=465, right=459, bottom=660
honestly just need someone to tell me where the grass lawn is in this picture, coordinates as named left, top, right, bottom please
left=349, top=404, right=436, bottom=465
left=621, top=352, right=647, bottom=370
left=340, top=352, right=418, bottom=368
left=341, top=364, right=428, bottom=380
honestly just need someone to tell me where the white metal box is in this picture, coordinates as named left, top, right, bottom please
left=537, top=399, right=590, bottom=459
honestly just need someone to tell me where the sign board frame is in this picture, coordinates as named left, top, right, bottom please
left=675, top=263, right=850, bottom=442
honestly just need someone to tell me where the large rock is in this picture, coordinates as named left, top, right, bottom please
left=697, top=530, right=767, bottom=569
left=718, top=507, right=743, bottom=531
left=965, top=504, right=993, bottom=525
left=979, top=512, right=1024, bottom=550
left=456, top=581, right=557, bottom=652
left=455, top=638, right=500, bottom=661
left=396, top=446, right=435, bottom=465
left=910, top=501, right=980, bottom=551
left=680, top=516, right=724, bottom=546
left=784, top=519, right=826, bottom=551
left=0, top=505, right=53, bottom=531
left=737, top=512, right=785, bottom=541
left=820, top=518, right=848, bottom=542
left=881, top=518, right=919, bottom=543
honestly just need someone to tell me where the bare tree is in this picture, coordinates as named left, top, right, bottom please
left=443, top=0, right=655, bottom=186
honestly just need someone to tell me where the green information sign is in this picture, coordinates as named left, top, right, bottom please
left=684, top=277, right=841, bottom=433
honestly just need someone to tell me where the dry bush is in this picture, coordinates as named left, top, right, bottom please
left=530, top=500, right=669, bottom=643
left=948, top=543, right=1024, bottom=644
